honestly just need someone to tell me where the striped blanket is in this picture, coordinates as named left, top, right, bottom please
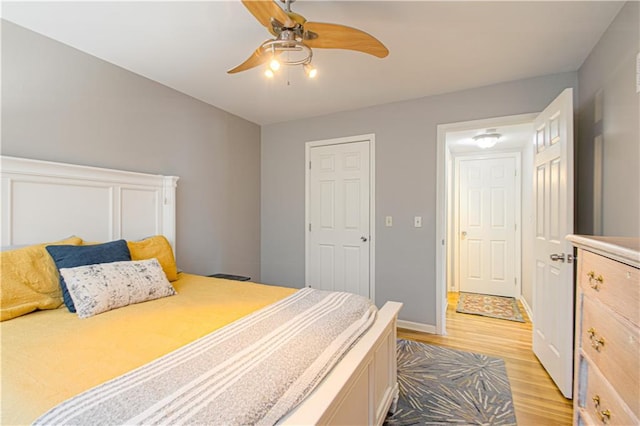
left=34, top=288, right=376, bottom=425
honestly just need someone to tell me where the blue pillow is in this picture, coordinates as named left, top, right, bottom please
left=46, top=240, right=131, bottom=312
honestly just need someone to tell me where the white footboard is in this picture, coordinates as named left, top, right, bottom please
left=282, top=301, right=403, bottom=425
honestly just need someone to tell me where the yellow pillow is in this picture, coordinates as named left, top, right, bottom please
left=0, top=236, right=83, bottom=321
left=127, top=236, right=178, bottom=281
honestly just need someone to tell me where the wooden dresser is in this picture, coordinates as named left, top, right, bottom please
left=568, top=235, right=640, bottom=425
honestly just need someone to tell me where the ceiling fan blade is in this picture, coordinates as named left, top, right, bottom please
left=241, top=0, right=293, bottom=34
left=227, top=44, right=270, bottom=74
left=304, top=22, right=389, bottom=58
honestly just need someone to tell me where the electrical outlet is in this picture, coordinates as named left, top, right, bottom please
left=385, top=216, right=393, bottom=227
left=414, top=216, right=422, bottom=228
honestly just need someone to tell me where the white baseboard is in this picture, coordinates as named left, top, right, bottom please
left=519, top=295, right=533, bottom=322
left=397, top=320, right=437, bottom=334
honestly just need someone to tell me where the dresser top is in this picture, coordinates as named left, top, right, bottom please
left=567, top=235, right=640, bottom=268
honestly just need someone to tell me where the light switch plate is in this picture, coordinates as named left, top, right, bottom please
left=414, top=216, right=422, bottom=227
left=385, top=216, right=393, bottom=227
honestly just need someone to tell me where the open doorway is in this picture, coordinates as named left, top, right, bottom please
left=435, top=113, right=537, bottom=335
left=435, top=89, right=575, bottom=398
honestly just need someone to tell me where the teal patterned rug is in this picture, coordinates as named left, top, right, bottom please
left=385, top=339, right=516, bottom=425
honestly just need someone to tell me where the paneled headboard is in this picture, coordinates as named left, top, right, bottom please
left=1, top=156, right=179, bottom=251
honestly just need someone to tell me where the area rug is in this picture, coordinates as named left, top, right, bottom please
left=385, top=339, right=516, bottom=425
left=456, top=292, right=525, bottom=322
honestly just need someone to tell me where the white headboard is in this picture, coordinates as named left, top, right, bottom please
left=1, top=156, right=179, bottom=251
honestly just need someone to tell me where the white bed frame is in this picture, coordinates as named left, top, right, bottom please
left=0, top=155, right=401, bottom=425
left=1, top=156, right=178, bottom=250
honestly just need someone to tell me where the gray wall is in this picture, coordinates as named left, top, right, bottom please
left=1, top=21, right=262, bottom=279
left=261, top=72, right=578, bottom=325
left=577, top=1, right=640, bottom=237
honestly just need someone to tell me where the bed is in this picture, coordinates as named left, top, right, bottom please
left=0, top=156, right=402, bottom=425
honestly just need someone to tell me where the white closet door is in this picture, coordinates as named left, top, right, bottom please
left=308, top=141, right=370, bottom=297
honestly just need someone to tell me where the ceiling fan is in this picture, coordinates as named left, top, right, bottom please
left=228, top=0, right=389, bottom=78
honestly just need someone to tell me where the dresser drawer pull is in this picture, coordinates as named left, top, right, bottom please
left=587, top=271, right=604, bottom=290
left=587, top=328, right=605, bottom=351
left=592, top=395, right=612, bottom=424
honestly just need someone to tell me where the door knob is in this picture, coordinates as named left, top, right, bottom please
left=550, top=253, right=565, bottom=262
left=361, top=236, right=368, bottom=242
left=461, top=231, right=467, bottom=239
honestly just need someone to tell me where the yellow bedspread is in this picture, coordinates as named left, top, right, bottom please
left=0, top=273, right=296, bottom=425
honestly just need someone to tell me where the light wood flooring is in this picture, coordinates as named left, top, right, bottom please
left=398, top=292, right=573, bottom=425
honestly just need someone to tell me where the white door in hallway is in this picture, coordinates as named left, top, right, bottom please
left=458, top=155, right=517, bottom=298
left=532, top=88, right=574, bottom=398
left=307, top=140, right=371, bottom=298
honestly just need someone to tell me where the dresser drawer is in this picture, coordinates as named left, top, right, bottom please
left=580, top=355, right=638, bottom=426
left=581, top=296, right=640, bottom=417
left=579, top=250, right=640, bottom=326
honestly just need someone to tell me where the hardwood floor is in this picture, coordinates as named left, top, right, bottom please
left=398, top=292, right=573, bottom=425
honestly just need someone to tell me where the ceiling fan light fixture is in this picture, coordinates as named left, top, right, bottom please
left=264, top=68, right=275, bottom=78
left=261, top=39, right=312, bottom=66
left=269, top=58, right=281, bottom=71
left=303, top=63, right=317, bottom=78
left=472, top=129, right=501, bottom=149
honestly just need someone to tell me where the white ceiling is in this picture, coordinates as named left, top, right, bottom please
left=2, top=1, right=624, bottom=125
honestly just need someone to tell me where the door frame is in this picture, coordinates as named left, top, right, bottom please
left=453, top=152, right=522, bottom=297
left=304, top=134, right=376, bottom=301
left=436, top=113, right=537, bottom=335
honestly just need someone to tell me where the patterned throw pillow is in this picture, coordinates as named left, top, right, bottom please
left=60, top=258, right=176, bottom=319
left=46, top=239, right=132, bottom=313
